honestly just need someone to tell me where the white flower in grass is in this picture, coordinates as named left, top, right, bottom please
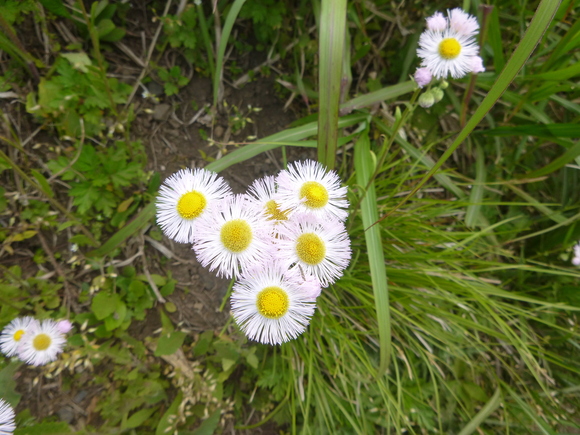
left=0, top=316, right=37, bottom=357
left=17, top=319, right=67, bottom=366
left=193, top=195, right=275, bottom=279
left=417, top=9, right=482, bottom=79
left=274, top=214, right=351, bottom=287
left=0, top=399, right=15, bottom=435
left=230, top=261, right=316, bottom=345
left=276, top=160, right=349, bottom=222
left=246, top=175, right=289, bottom=222
left=156, top=168, right=232, bottom=244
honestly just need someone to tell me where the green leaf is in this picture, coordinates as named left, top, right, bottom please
left=192, top=408, right=221, bottom=435
left=154, top=331, right=187, bottom=356
left=91, top=292, right=120, bottom=320
left=156, top=391, right=182, bottom=435
left=30, top=169, right=54, bottom=198
left=122, top=407, right=157, bottom=430
left=38, top=0, right=71, bottom=18
left=457, top=388, right=501, bottom=435
left=60, top=52, right=92, bottom=73
left=481, top=123, right=580, bottom=138
left=0, top=361, right=22, bottom=406
left=354, top=130, right=391, bottom=375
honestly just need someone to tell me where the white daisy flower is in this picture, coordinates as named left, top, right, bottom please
left=17, top=319, right=67, bottom=366
left=246, top=176, right=289, bottom=221
left=0, top=399, right=15, bottom=435
left=193, top=195, right=275, bottom=278
left=276, top=160, right=349, bottom=222
left=156, top=168, right=232, bottom=244
left=417, top=9, right=482, bottom=80
left=0, top=316, right=37, bottom=357
left=230, top=261, right=316, bottom=345
left=274, top=214, right=351, bottom=287
left=417, top=28, right=480, bottom=79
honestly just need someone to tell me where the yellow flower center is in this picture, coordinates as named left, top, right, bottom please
left=13, top=329, right=25, bottom=341
left=265, top=199, right=288, bottom=221
left=300, top=181, right=329, bottom=209
left=296, top=232, right=326, bottom=265
left=176, top=191, right=207, bottom=219
left=438, top=38, right=461, bottom=59
left=33, top=333, right=52, bottom=351
left=257, top=286, right=289, bottom=319
left=220, top=219, right=252, bottom=253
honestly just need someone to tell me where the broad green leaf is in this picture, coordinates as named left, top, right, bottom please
left=91, top=292, right=120, bottom=320
left=193, top=408, right=221, bottom=435
left=122, top=407, right=157, bottom=430
left=154, top=331, right=187, bottom=356
left=30, top=169, right=54, bottom=198
left=156, top=391, right=182, bottom=435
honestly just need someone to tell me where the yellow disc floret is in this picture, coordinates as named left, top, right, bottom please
left=296, top=232, right=326, bottom=265
left=438, top=38, right=461, bottom=59
left=176, top=191, right=207, bottom=219
left=33, top=333, right=51, bottom=351
left=265, top=199, right=288, bottom=221
left=13, top=329, right=25, bottom=341
left=300, top=181, right=329, bottom=209
left=221, top=219, right=253, bottom=253
left=257, top=286, right=289, bottom=319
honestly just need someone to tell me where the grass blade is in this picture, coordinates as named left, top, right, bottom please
left=457, top=387, right=502, bottom=435
left=317, top=0, right=347, bottom=168
left=354, top=130, right=391, bottom=375
left=213, top=0, right=246, bottom=107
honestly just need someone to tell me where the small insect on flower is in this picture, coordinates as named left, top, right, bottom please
left=276, top=160, right=349, bottom=222
left=156, top=168, right=232, bottom=244
left=0, top=316, right=37, bottom=357
left=230, top=262, right=317, bottom=345
left=17, top=319, right=67, bottom=366
left=193, top=195, right=275, bottom=279
left=246, top=176, right=289, bottom=222
left=274, top=213, right=351, bottom=287
left=0, top=398, right=16, bottom=435
left=417, top=8, right=483, bottom=79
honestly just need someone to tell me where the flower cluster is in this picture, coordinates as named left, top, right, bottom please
left=156, top=160, right=352, bottom=344
left=0, top=318, right=71, bottom=366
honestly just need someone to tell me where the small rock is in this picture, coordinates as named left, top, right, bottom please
left=214, top=125, right=224, bottom=138
left=57, top=406, right=74, bottom=423
left=152, top=104, right=171, bottom=121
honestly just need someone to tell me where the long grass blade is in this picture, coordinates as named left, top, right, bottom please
left=212, top=0, right=246, bottom=107
left=354, top=130, right=391, bottom=375
left=457, top=387, right=502, bottom=435
left=317, top=0, right=347, bottom=168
